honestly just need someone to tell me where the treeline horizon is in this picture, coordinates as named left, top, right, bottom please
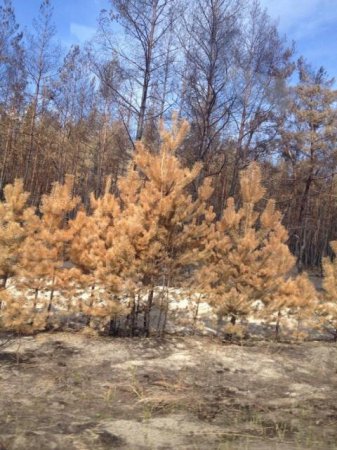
left=0, top=0, right=337, bottom=270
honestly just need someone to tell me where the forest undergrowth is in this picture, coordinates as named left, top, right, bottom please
left=0, top=120, right=337, bottom=343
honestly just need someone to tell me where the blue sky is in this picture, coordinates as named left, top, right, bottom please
left=260, top=0, right=337, bottom=78
left=11, top=0, right=337, bottom=78
left=12, top=0, right=109, bottom=46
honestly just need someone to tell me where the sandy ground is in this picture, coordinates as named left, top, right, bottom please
left=1, top=333, right=337, bottom=449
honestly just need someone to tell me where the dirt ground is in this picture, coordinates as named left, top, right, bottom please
left=1, top=333, right=337, bottom=450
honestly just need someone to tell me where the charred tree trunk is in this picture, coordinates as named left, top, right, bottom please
left=275, top=310, right=282, bottom=341
left=144, top=288, right=154, bottom=337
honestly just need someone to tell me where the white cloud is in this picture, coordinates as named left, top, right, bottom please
left=70, top=23, right=96, bottom=43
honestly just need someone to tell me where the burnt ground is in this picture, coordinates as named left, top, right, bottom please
left=0, top=333, right=337, bottom=449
